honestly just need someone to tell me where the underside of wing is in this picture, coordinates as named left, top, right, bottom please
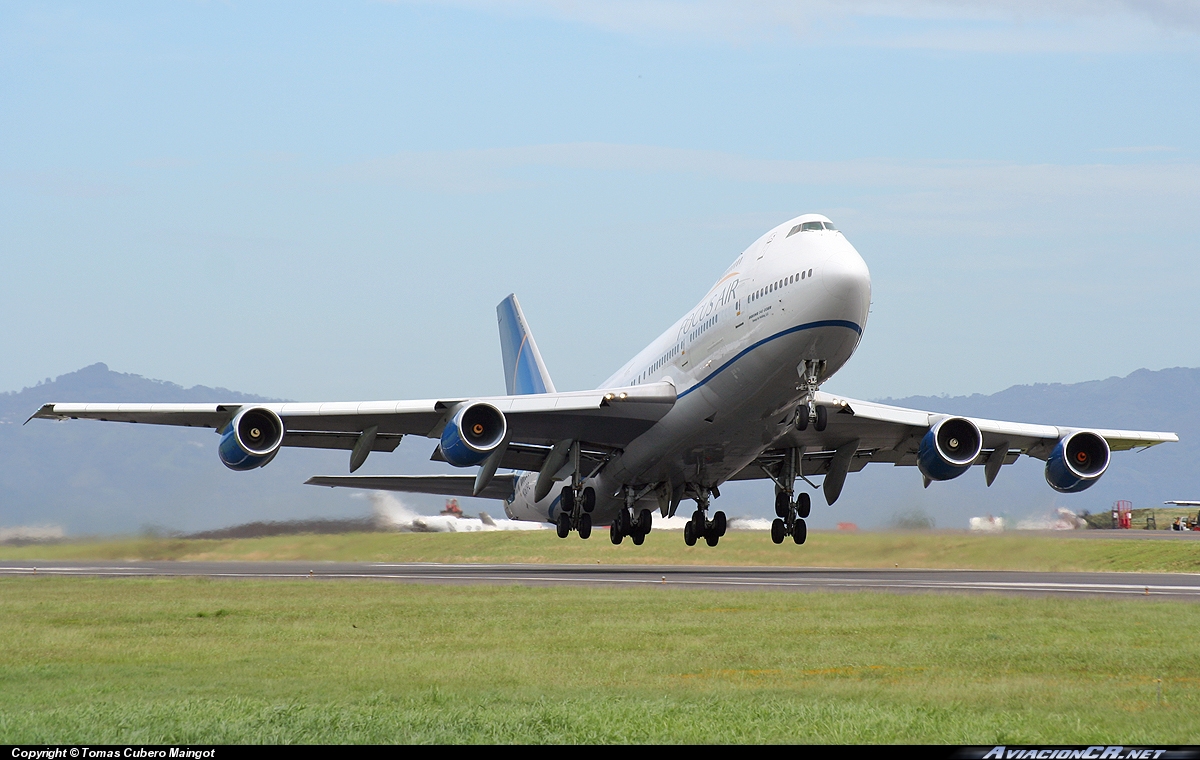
left=305, top=474, right=518, bottom=501
left=30, top=381, right=677, bottom=463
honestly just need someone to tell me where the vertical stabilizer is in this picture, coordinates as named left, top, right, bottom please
left=497, top=294, right=557, bottom=395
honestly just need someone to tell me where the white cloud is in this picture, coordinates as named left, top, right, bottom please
left=336, top=142, right=1200, bottom=236
left=394, top=0, right=1200, bottom=51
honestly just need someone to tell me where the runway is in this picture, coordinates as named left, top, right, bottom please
left=4, top=560, right=1200, bottom=601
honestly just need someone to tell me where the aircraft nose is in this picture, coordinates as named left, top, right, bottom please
left=817, top=241, right=872, bottom=325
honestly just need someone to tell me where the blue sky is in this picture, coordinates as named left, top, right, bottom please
left=3, top=1, right=1199, bottom=403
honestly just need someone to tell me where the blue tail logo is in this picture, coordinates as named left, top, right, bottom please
left=497, top=294, right=556, bottom=396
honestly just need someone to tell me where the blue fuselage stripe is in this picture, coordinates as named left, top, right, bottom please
left=677, top=319, right=862, bottom=400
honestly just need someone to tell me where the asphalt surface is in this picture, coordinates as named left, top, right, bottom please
left=4, top=560, right=1200, bottom=601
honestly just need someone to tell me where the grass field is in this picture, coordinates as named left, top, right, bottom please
left=4, top=528, right=1200, bottom=573
left=1, top=576, right=1198, bottom=743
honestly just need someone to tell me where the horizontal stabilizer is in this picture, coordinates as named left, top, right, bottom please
left=305, top=473, right=518, bottom=501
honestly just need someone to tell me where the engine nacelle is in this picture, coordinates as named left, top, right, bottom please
left=219, top=406, right=284, bottom=471
left=1045, top=431, right=1110, bottom=493
left=439, top=402, right=507, bottom=467
left=918, top=416, right=983, bottom=482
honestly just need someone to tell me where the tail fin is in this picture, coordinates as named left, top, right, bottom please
left=497, top=294, right=556, bottom=395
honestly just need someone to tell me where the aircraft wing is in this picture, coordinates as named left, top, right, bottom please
left=29, top=381, right=676, bottom=453
left=305, top=474, right=518, bottom=501
left=731, top=391, right=1178, bottom=502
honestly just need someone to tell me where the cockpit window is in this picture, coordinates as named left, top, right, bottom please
left=788, top=220, right=837, bottom=236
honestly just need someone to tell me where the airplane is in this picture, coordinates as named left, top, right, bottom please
left=1164, top=501, right=1200, bottom=507
left=30, top=213, right=1179, bottom=547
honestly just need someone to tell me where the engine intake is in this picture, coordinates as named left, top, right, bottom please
left=219, top=406, right=284, bottom=471
left=440, top=402, right=507, bottom=467
left=1045, top=431, right=1110, bottom=493
left=918, top=416, right=983, bottom=482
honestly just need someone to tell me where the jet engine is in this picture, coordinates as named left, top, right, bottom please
left=1045, top=431, right=1110, bottom=493
left=918, top=416, right=983, bottom=481
left=440, top=402, right=507, bottom=467
left=218, top=406, right=285, bottom=471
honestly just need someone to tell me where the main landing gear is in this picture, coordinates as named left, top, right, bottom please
left=682, top=487, right=726, bottom=548
left=771, top=490, right=810, bottom=545
left=610, top=485, right=654, bottom=545
left=769, top=448, right=811, bottom=546
left=555, top=484, right=596, bottom=540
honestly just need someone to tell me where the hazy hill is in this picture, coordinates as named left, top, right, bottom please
left=1, top=363, right=1195, bottom=534
left=0, top=364, right=476, bottom=534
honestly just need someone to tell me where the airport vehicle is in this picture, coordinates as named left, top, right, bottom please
left=30, top=214, right=1178, bottom=547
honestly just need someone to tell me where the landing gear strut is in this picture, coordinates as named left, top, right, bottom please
left=610, top=485, right=654, bottom=545
left=770, top=449, right=810, bottom=546
left=682, top=486, right=726, bottom=547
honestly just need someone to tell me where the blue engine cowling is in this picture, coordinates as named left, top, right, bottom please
left=1045, top=431, right=1110, bottom=493
left=218, top=406, right=285, bottom=471
left=918, top=417, right=983, bottom=481
left=440, top=402, right=507, bottom=467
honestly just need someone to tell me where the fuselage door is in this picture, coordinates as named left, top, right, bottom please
left=758, top=232, right=776, bottom=260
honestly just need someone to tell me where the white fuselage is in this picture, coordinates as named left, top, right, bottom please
left=503, top=214, right=873, bottom=524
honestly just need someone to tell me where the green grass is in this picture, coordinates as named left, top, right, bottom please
left=1, top=576, right=1198, bottom=743
left=4, top=529, right=1200, bottom=573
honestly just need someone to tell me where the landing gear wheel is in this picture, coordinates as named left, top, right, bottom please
left=561, top=487, right=576, bottom=513
left=796, top=410, right=809, bottom=431
left=775, top=491, right=790, bottom=518
left=796, top=492, right=811, bottom=519
left=610, top=521, right=623, bottom=545
left=815, top=405, right=828, bottom=432
left=632, top=531, right=645, bottom=546
left=556, top=513, right=571, bottom=539
left=578, top=513, right=592, bottom=540
left=792, top=518, right=807, bottom=545
left=617, top=509, right=632, bottom=536
left=683, top=521, right=697, bottom=547
left=691, top=510, right=706, bottom=539
left=639, top=509, right=653, bottom=534
left=771, top=518, right=785, bottom=544
left=581, top=487, right=596, bottom=513
left=705, top=533, right=720, bottom=547
left=713, top=511, right=727, bottom=537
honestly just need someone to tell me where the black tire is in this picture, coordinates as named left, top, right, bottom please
left=578, top=513, right=592, bottom=540
left=691, top=511, right=706, bottom=539
left=815, top=405, right=828, bottom=432
left=618, top=509, right=631, bottom=536
left=582, top=487, right=596, bottom=513
left=705, top=533, right=720, bottom=547
left=796, top=409, right=809, bottom=431
left=561, top=487, right=576, bottom=513
left=683, top=521, right=697, bottom=547
left=610, top=522, right=623, bottom=545
left=556, top=513, right=570, bottom=539
left=797, top=492, right=811, bottom=519
left=793, top=518, right=807, bottom=545
left=713, top=510, right=727, bottom=537
left=639, top=509, right=653, bottom=534
left=632, top=532, right=645, bottom=546
left=774, top=491, right=790, bottom=518
left=771, top=518, right=785, bottom=544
